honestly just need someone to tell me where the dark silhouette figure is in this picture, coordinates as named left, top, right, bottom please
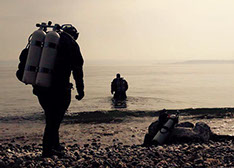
left=32, top=24, right=84, bottom=157
left=143, top=110, right=169, bottom=146
left=111, top=73, right=128, bottom=100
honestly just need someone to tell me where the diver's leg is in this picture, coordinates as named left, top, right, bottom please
left=53, top=89, right=71, bottom=150
left=37, top=94, right=55, bottom=156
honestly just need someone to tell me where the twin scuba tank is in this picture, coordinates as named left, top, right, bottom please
left=152, top=112, right=179, bottom=145
left=22, top=22, right=61, bottom=87
left=116, top=78, right=127, bottom=92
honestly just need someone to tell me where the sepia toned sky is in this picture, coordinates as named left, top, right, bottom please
left=1, top=0, right=234, bottom=62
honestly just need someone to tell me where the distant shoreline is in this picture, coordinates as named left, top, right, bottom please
left=176, top=60, right=234, bottom=64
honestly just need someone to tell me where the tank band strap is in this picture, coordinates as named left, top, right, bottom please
left=44, top=42, right=57, bottom=49
left=160, top=126, right=170, bottom=134
left=31, top=40, right=43, bottom=47
left=25, top=65, right=37, bottom=72
left=38, top=67, right=53, bottom=74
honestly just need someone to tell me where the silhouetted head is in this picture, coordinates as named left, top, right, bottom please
left=116, top=73, right=121, bottom=78
left=158, top=110, right=168, bottom=123
left=61, top=24, right=79, bottom=40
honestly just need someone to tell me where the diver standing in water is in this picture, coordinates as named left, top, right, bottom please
left=111, top=73, right=128, bottom=100
left=16, top=22, right=84, bottom=157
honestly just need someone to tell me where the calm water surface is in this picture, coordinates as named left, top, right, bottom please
left=1, top=62, right=234, bottom=118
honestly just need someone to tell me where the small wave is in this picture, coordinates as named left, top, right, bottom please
left=64, top=110, right=158, bottom=124
left=1, top=108, right=233, bottom=124
left=0, top=112, right=45, bottom=123
left=64, top=107, right=234, bottom=124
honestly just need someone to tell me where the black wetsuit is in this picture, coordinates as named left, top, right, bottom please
left=143, top=111, right=169, bottom=146
left=33, top=32, right=84, bottom=155
left=111, top=78, right=128, bottom=100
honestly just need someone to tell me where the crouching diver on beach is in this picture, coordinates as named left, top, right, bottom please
left=111, top=73, right=128, bottom=100
left=16, top=22, right=84, bottom=157
left=143, top=110, right=178, bottom=146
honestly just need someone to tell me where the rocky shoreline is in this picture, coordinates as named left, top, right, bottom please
left=0, top=108, right=233, bottom=167
left=0, top=138, right=233, bottom=168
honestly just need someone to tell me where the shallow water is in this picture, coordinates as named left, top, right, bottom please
left=1, top=61, right=234, bottom=119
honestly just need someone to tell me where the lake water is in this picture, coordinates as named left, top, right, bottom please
left=1, top=61, right=234, bottom=119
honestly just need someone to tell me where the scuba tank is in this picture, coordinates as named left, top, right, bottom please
left=22, top=23, right=46, bottom=85
left=121, top=79, right=127, bottom=91
left=152, top=112, right=179, bottom=145
left=35, top=24, right=60, bottom=87
left=116, top=78, right=122, bottom=92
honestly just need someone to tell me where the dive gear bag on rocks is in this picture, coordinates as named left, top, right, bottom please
left=143, top=110, right=179, bottom=146
left=152, top=112, right=179, bottom=145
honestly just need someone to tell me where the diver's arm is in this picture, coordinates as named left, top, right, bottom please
left=111, top=79, right=116, bottom=94
left=111, top=81, right=114, bottom=94
left=125, top=80, right=128, bottom=91
left=73, top=66, right=84, bottom=93
left=72, top=43, right=84, bottom=100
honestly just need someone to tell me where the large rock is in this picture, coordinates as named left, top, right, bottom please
left=168, top=122, right=212, bottom=143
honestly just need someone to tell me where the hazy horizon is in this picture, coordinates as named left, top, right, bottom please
left=1, top=0, right=234, bottom=62
left=2, top=58, right=234, bottom=67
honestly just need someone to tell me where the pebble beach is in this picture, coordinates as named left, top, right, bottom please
left=0, top=108, right=234, bottom=167
left=1, top=139, right=233, bottom=168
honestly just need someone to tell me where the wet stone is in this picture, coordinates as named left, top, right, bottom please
left=84, top=144, right=89, bottom=148
left=0, top=159, right=5, bottom=167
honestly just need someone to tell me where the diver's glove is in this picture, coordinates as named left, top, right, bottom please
left=75, top=90, right=84, bottom=101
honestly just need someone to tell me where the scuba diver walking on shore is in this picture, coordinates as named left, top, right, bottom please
left=16, top=21, right=85, bottom=157
left=111, top=73, right=128, bottom=100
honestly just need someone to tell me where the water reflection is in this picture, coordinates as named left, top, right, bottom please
left=111, top=98, right=127, bottom=109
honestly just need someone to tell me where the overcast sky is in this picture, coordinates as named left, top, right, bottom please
left=1, top=0, right=234, bottom=62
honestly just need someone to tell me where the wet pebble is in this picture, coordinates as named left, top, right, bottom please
left=83, top=144, right=89, bottom=148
